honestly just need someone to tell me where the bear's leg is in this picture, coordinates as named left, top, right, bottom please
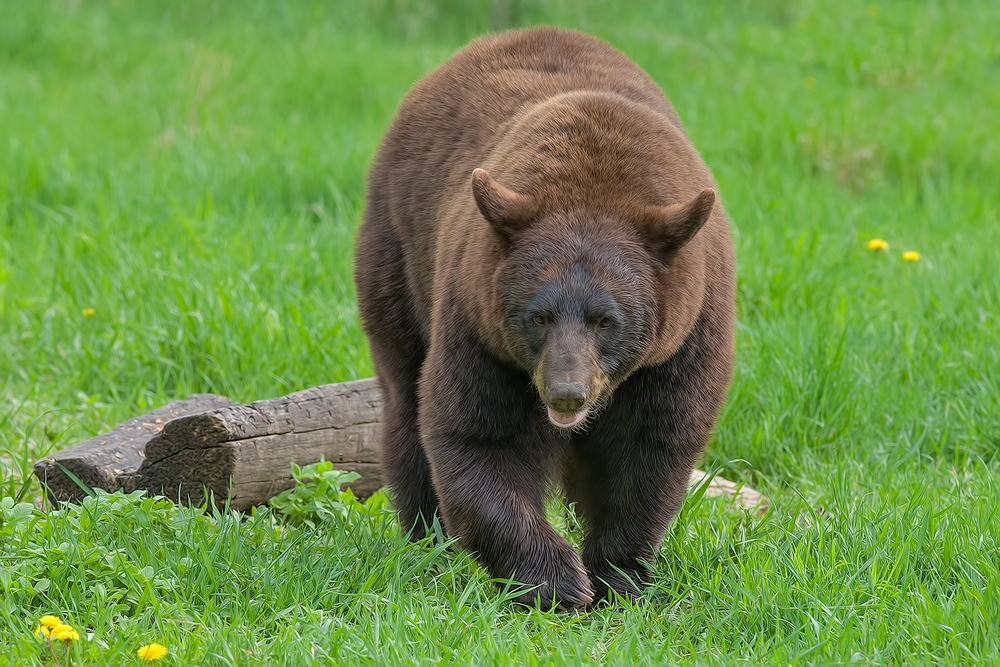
left=565, top=314, right=731, bottom=602
left=380, top=380, right=438, bottom=540
left=564, top=433, right=696, bottom=601
left=354, top=220, right=437, bottom=540
left=420, top=326, right=594, bottom=610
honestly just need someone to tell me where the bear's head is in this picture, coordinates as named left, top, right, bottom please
left=472, top=168, right=715, bottom=430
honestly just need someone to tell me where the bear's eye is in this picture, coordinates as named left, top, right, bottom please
left=598, top=317, right=613, bottom=329
left=532, top=315, right=546, bottom=326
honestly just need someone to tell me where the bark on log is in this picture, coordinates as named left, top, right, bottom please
left=35, top=378, right=767, bottom=514
left=33, top=394, right=236, bottom=505
left=136, top=379, right=382, bottom=510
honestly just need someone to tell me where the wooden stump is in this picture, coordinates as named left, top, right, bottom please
left=35, top=378, right=767, bottom=514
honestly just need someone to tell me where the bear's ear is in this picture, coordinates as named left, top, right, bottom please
left=638, top=188, right=716, bottom=259
left=471, top=168, right=538, bottom=242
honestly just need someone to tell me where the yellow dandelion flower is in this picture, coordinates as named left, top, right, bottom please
left=50, top=624, right=79, bottom=641
left=39, top=615, right=63, bottom=629
left=34, top=625, right=51, bottom=639
left=867, top=238, right=889, bottom=251
left=803, top=76, right=817, bottom=90
left=137, top=643, right=168, bottom=661
left=82, top=307, right=97, bottom=317
left=902, top=250, right=921, bottom=262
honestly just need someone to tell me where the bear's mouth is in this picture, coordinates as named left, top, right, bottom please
left=547, top=406, right=589, bottom=429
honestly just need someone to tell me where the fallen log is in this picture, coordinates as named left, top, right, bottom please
left=33, top=393, right=236, bottom=504
left=35, top=378, right=767, bottom=514
left=137, top=379, right=383, bottom=509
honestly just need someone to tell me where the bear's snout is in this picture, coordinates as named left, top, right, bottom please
left=535, top=334, right=604, bottom=429
left=544, top=381, right=590, bottom=429
left=547, top=382, right=587, bottom=413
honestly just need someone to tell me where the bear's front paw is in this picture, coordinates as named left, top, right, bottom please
left=508, top=543, right=594, bottom=611
left=586, top=562, right=648, bottom=604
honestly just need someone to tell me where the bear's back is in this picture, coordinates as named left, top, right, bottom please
left=365, top=28, right=688, bottom=329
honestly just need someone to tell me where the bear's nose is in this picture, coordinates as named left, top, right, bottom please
left=548, top=383, right=587, bottom=413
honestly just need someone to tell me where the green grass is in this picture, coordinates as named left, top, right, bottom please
left=2, top=0, right=999, bottom=663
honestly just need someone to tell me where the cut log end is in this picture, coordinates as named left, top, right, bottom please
left=34, top=394, right=236, bottom=506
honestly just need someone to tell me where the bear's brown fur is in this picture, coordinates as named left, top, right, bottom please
left=355, top=27, right=735, bottom=610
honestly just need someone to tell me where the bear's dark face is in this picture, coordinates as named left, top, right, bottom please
left=496, top=219, right=657, bottom=430
left=471, top=167, right=715, bottom=430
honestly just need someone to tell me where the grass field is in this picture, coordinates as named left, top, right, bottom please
left=2, top=0, right=1000, bottom=663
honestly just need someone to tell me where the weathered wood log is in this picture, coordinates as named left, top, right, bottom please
left=137, top=379, right=382, bottom=510
left=34, top=394, right=236, bottom=505
left=688, top=469, right=768, bottom=516
left=35, top=378, right=767, bottom=514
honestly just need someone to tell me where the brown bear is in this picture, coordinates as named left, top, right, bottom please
left=354, top=26, right=735, bottom=610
